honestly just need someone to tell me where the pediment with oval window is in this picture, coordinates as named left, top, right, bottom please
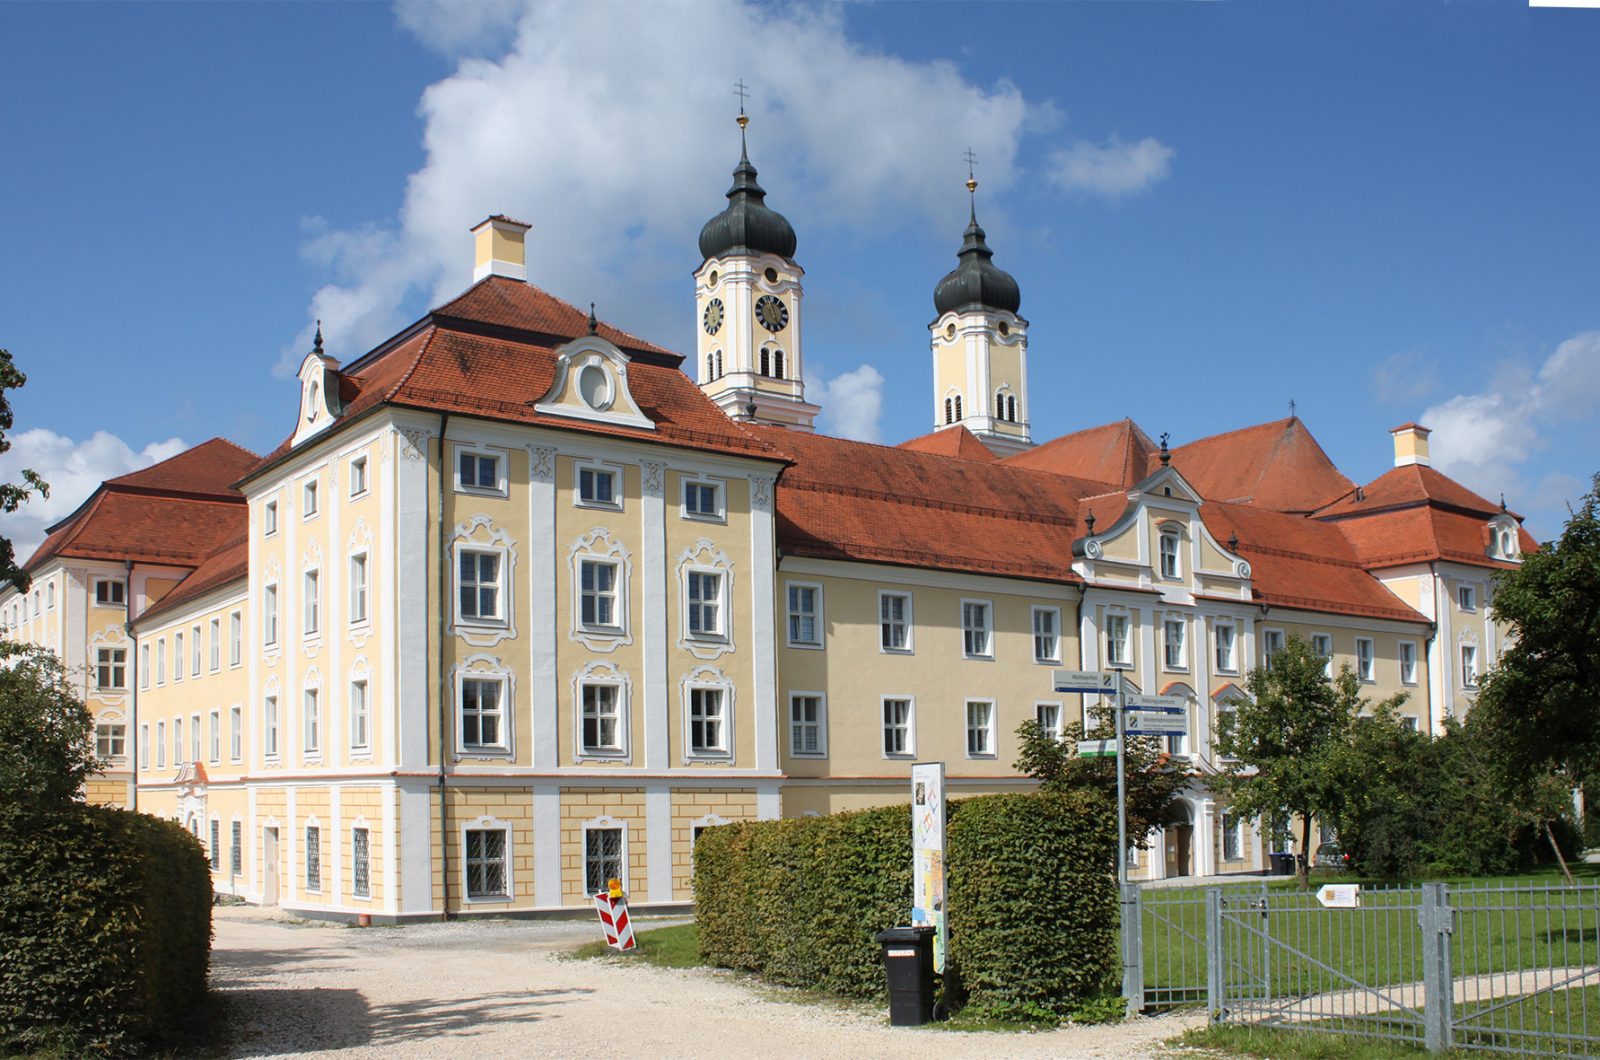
left=533, top=336, right=655, bottom=431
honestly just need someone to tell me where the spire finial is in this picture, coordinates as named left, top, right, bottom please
left=734, top=79, right=751, bottom=155
left=1160, top=432, right=1171, bottom=466
left=963, top=146, right=979, bottom=220
left=1500, top=493, right=1508, bottom=513
left=1289, top=398, right=1298, bottom=420
left=313, top=319, right=324, bottom=356
left=1228, top=531, right=1239, bottom=553
left=587, top=302, right=598, bottom=336
left=1085, top=509, right=1096, bottom=536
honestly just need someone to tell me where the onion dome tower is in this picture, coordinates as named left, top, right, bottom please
left=929, top=157, right=1032, bottom=456
left=694, top=89, right=818, bottom=431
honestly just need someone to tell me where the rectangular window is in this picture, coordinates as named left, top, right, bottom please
left=1399, top=641, right=1418, bottom=684
left=460, top=678, right=506, bottom=751
left=47, top=582, right=54, bottom=611
left=189, top=625, right=201, bottom=676
left=789, top=694, right=825, bottom=756
left=209, top=710, right=220, bottom=764
left=1159, top=532, right=1180, bottom=579
left=264, top=696, right=279, bottom=758
left=1311, top=633, right=1334, bottom=677
left=1036, top=702, right=1063, bottom=740
left=1167, top=728, right=1188, bottom=756
left=95, top=723, right=126, bottom=760
left=457, top=550, right=502, bottom=621
left=687, top=571, right=723, bottom=637
left=883, top=698, right=913, bottom=757
left=966, top=700, right=995, bottom=757
left=1356, top=637, right=1375, bottom=682
left=962, top=600, right=992, bottom=658
left=230, top=821, right=242, bottom=875
left=190, top=713, right=200, bottom=763
left=264, top=500, right=278, bottom=536
left=156, top=721, right=166, bottom=767
left=140, top=724, right=149, bottom=770
left=349, top=554, right=368, bottom=625
left=303, top=571, right=320, bottom=636
left=689, top=687, right=727, bottom=754
left=139, top=643, right=150, bottom=689
left=581, top=683, right=623, bottom=755
left=580, top=559, right=619, bottom=629
left=1215, top=623, right=1237, bottom=673
left=1164, top=618, right=1187, bottom=669
left=156, top=639, right=166, bottom=685
left=465, top=829, right=509, bottom=899
left=351, top=827, right=371, bottom=898
left=1223, top=812, right=1243, bottom=862
left=230, top=611, right=242, bottom=666
left=172, top=633, right=183, bottom=682
left=879, top=592, right=911, bottom=652
left=230, top=706, right=242, bottom=761
left=95, top=579, right=126, bottom=606
left=264, top=586, right=279, bottom=646
left=210, top=819, right=220, bottom=871
left=1459, top=585, right=1476, bottom=612
left=787, top=584, right=821, bottom=647
left=584, top=827, right=623, bottom=896
left=457, top=450, right=501, bottom=492
left=1401, top=715, right=1420, bottom=733
left=349, top=455, right=368, bottom=498
left=577, top=465, right=618, bottom=507
left=302, top=480, right=318, bottom=518
left=1263, top=629, right=1285, bottom=667
left=683, top=480, right=721, bottom=519
left=305, top=827, right=321, bottom=891
left=95, top=647, right=127, bottom=690
left=1106, top=614, right=1131, bottom=667
left=1216, top=703, right=1239, bottom=755
left=173, top=718, right=182, bottom=764
left=1032, top=607, right=1060, bottom=664
left=209, top=618, right=220, bottom=671
left=1461, top=645, right=1478, bottom=688
left=350, top=681, right=369, bottom=751
left=303, top=690, right=320, bottom=755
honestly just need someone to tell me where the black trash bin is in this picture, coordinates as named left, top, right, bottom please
left=1269, top=852, right=1295, bottom=875
left=874, top=925, right=936, bottom=1026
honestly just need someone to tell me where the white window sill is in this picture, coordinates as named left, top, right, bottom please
left=576, top=750, right=629, bottom=762
left=789, top=751, right=828, bottom=760
left=578, top=624, right=625, bottom=637
left=682, top=512, right=726, bottom=525
left=879, top=646, right=913, bottom=656
left=455, top=485, right=509, bottom=499
left=456, top=748, right=513, bottom=760
left=687, top=632, right=728, bottom=645
left=787, top=641, right=824, bottom=652
left=575, top=498, right=624, bottom=513
left=1034, top=658, right=1062, bottom=667
left=966, top=752, right=997, bottom=761
left=455, top=617, right=509, bottom=630
left=686, top=750, right=733, bottom=762
left=464, top=894, right=512, bottom=905
left=350, top=489, right=370, bottom=501
left=963, top=653, right=994, bottom=662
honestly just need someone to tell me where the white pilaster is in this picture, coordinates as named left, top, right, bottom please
left=642, top=460, right=668, bottom=770
left=749, top=474, right=778, bottom=773
left=395, top=426, right=433, bottom=769
left=529, top=446, right=558, bottom=770
left=398, top=780, right=436, bottom=915
left=533, top=782, right=561, bottom=908
left=381, top=780, right=398, bottom=915
left=646, top=785, right=673, bottom=900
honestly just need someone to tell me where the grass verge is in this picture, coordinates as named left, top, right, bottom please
left=1176, top=1024, right=1443, bottom=1059
left=570, top=922, right=702, bottom=968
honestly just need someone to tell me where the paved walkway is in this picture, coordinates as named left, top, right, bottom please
left=212, top=907, right=1205, bottom=1058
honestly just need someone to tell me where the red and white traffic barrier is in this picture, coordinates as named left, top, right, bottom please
left=593, top=879, right=637, bottom=951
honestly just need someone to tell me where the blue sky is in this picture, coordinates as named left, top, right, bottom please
left=2, top=1, right=1597, bottom=554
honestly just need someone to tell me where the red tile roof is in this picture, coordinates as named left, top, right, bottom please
left=897, top=425, right=996, bottom=461
left=134, top=532, right=249, bottom=626
left=1316, top=463, right=1502, bottom=519
left=999, top=418, right=1157, bottom=487
left=105, top=438, right=258, bottom=499
left=432, top=276, right=675, bottom=358
left=1171, top=417, right=1355, bottom=513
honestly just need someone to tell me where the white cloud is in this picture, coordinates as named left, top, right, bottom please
left=1369, top=348, right=1441, bottom=405
left=393, top=0, right=523, bottom=57
left=1047, top=135, right=1174, bottom=198
left=283, top=0, right=1039, bottom=373
left=0, top=430, right=188, bottom=563
left=814, top=364, right=886, bottom=443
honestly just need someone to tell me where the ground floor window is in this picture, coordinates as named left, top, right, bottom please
left=230, top=821, right=242, bottom=875
left=464, top=828, right=508, bottom=899
left=304, top=827, right=321, bottom=891
left=1222, top=812, right=1243, bottom=862
left=95, top=723, right=126, bottom=760
left=585, top=826, right=624, bottom=896
left=209, top=819, right=220, bottom=870
left=351, top=827, right=370, bottom=898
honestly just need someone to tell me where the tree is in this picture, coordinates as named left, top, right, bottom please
left=0, top=347, right=48, bottom=590
left=1216, top=635, right=1405, bottom=887
left=0, top=642, right=100, bottom=806
left=1474, top=474, right=1600, bottom=787
left=1015, top=710, right=1186, bottom=858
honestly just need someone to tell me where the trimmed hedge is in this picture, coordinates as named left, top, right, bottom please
left=0, top=803, right=214, bottom=1055
left=694, top=790, right=1117, bottom=1017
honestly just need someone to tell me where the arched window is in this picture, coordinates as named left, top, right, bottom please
left=944, top=398, right=954, bottom=425
left=772, top=350, right=785, bottom=380
left=713, top=350, right=723, bottom=379
left=996, top=394, right=1006, bottom=419
left=1007, top=395, right=1017, bottom=422
left=759, top=349, right=770, bottom=377
left=954, top=395, right=963, bottom=421
left=1159, top=530, right=1181, bottom=580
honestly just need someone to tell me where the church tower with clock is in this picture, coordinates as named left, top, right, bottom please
left=694, top=110, right=819, bottom=430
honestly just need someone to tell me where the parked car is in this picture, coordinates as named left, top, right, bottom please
left=1314, top=841, right=1350, bottom=872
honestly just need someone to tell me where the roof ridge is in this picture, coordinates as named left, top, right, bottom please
left=783, top=477, right=1078, bottom=529
left=1236, top=540, right=1367, bottom=571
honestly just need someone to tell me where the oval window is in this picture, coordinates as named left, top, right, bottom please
left=708, top=269, right=719, bottom=287
left=578, top=363, right=612, bottom=410
left=998, top=321, right=1011, bottom=337
left=764, top=266, right=779, bottom=284
left=945, top=323, right=956, bottom=339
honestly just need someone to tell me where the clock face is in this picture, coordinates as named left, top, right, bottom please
left=756, top=294, right=788, bottom=333
left=702, top=298, right=724, bottom=336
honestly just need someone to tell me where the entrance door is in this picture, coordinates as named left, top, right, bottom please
left=1163, top=804, right=1193, bottom=878
left=263, top=827, right=280, bottom=906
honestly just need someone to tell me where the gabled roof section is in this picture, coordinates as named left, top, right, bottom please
left=753, top=426, right=1107, bottom=583
left=431, top=276, right=676, bottom=360
left=1000, top=418, right=1156, bottom=487
left=1316, top=463, right=1503, bottom=519
left=1170, top=417, right=1354, bottom=513
left=896, top=425, right=996, bottom=462
left=133, top=531, right=249, bottom=627
left=106, top=438, right=258, bottom=499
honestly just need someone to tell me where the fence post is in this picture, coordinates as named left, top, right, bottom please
left=1121, top=882, right=1144, bottom=1017
left=1421, top=882, right=1455, bottom=1053
left=1206, top=887, right=1224, bottom=1023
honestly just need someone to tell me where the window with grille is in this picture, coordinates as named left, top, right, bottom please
left=966, top=701, right=994, bottom=757
left=210, top=820, right=220, bottom=870
left=464, top=829, right=508, bottom=899
left=1032, top=607, right=1060, bottom=663
left=584, top=827, right=623, bottom=896
left=95, top=579, right=126, bottom=606
left=1106, top=614, right=1131, bottom=667
left=687, top=571, right=722, bottom=638
left=305, top=827, right=321, bottom=891
left=352, top=828, right=370, bottom=898
left=230, top=821, right=242, bottom=875
left=1215, top=623, right=1237, bottom=673
left=1164, top=619, right=1186, bottom=669
left=95, top=723, right=126, bottom=760
left=350, top=681, right=370, bottom=751
left=350, top=554, right=368, bottom=624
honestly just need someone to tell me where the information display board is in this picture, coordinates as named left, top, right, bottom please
left=911, top=761, right=947, bottom=974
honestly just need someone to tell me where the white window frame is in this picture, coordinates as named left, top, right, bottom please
left=173, top=717, right=183, bottom=764
left=263, top=499, right=279, bottom=537
left=303, top=570, right=321, bottom=638
left=1214, top=621, right=1238, bottom=675
left=46, top=582, right=54, bottom=611
left=681, top=475, right=725, bottom=523
left=95, top=646, right=127, bottom=691
left=349, top=553, right=369, bottom=627
left=190, top=712, right=201, bottom=764
left=454, top=544, right=508, bottom=626
left=1032, top=606, right=1062, bottom=665
left=578, top=557, right=623, bottom=632
left=190, top=624, right=201, bottom=676
left=881, top=696, right=915, bottom=758
left=684, top=568, right=727, bottom=641
left=574, top=459, right=623, bottom=511
left=302, top=478, right=319, bottom=520
left=577, top=679, right=628, bottom=759
left=878, top=591, right=913, bottom=654
left=96, top=722, right=127, bottom=761
left=1222, top=812, right=1244, bottom=862
left=172, top=632, right=184, bottom=683
left=156, top=638, right=167, bottom=687
left=1159, top=529, right=1182, bottom=580
left=302, top=687, right=321, bottom=759
left=461, top=819, right=512, bottom=902
left=961, top=598, right=993, bottom=660
left=788, top=691, right=827, bottom=758
left=351, top=825, right=372, bottom=899
left=453, top=444, right=508, bottom=497
left=1035, top=701, right=1064, bottom=740
left=1399, top=640, right=1418, bottom=685
left=1311, top=633, right=1334, bottom=677
left=1461, top=644, right=1479, bottom=689
left=965, top=699, right=997, bottom=758
left=229, top=705, right=243, bottom=762
left=1105, top=612, right=1132, bottom=669
left=684, top=678, right=733, bottom=760
left=263, top=584, right=279, bottom=648
left=229, top=611, right=243, bottom=667
left=304, top=825, right=322, bottom=892
left=1216, top=700, right=1240, bottom=760
left=139, top=643, right=150, bottom=689
left=94, top=578, right=126, bottom=607
left=349, top=679, right=370, bottom=753
left=1356, top=637, right=1376, bottom=683
left=1263, top=627, right=1285, bottom=667
left=209, top=617, right=221, bottom=672
left=208, top=710, right=220, bottom=764
left=156, top=720, right=166, bottom=768
left=581, top=817, right=627, bottom=897
left=139, top=723, right=150, bottom=770
left=785, top=581, right=823, bottom=649
left=348, top=454, right=369, bottom=499
left=263, top=695, right=279, bottom=760
left=1163, top=617, right=1187, bottom=671
left=1458, top=584, right=1477, bottom=613
left=457, top=672, right=512, bottom=757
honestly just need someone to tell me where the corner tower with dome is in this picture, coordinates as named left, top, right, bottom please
left=929, top=172, right=1032, bottom=456
left=694, top=109, right=819, bottom=430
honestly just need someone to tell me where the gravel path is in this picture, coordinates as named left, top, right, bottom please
left=213, top=907, right=1204, bottom=1058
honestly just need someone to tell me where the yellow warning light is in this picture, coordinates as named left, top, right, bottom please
left=608, top=877, right=622, bottom=899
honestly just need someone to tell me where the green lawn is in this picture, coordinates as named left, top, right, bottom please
left=570, top=921, right=701, bottom=968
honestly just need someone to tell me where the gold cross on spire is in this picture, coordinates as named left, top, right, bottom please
left=963, top=146, right=979, bottom=194
left=734, top=79, right=750, bottom=129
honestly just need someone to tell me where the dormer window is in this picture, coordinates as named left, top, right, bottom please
left=1159, top=530, right=1181, bottom=580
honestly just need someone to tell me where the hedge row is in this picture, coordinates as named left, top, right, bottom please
left=0, top=803, right=213, bottom=1055
left=694, top=790, right=1118, bottom=1017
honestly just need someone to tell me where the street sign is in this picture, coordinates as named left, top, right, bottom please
left=1125, top=709, right=1188, bottom=736
left=1126, top=693, right=1186, bottom=711
left=1317, top=884, right=1361, bottom=909
left=1052, top=669, right=1120, bottom=695
left=1076, top=739, right=1118, bottom=758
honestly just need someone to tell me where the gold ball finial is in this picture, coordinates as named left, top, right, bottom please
left=966, top=176, right=978, bottom=194
left=737, top=113, right=749, bottom=130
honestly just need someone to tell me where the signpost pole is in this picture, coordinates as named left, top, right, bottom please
left=1115, top=674, right=1134, bottom=1016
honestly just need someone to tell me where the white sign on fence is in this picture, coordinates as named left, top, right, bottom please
left=1316, top=884, right=1361, bottom=909
left=911, top=761, right=948, bottom=974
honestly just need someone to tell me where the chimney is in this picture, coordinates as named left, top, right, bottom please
left=1390, top=422, right=1432, bottom=468
left=471, top=215, right=530, bottom=283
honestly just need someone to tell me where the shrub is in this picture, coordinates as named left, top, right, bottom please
left=694, top=791, right=1116, bottom=1018
left=0, top=803, right=213, bottom=1055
